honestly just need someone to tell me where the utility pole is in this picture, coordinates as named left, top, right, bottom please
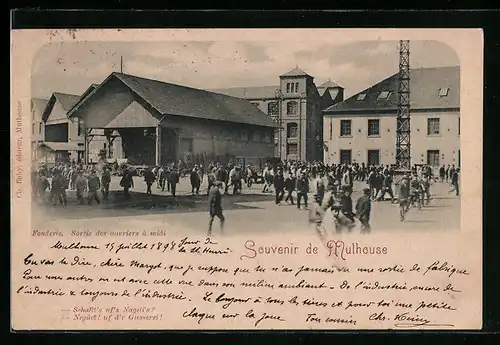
left=120, top=56, right=123, bottom=73
left=395, top=40, right=411, bottom=169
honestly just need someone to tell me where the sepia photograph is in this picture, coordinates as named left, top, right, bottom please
left=30, top=38, right=461, bottom=236
left=11, top=28, right=483, bottom=331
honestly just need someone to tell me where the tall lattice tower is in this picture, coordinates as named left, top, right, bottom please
left=395, top=40, right=411, bottom=169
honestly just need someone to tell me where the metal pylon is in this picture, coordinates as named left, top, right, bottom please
left=396, top=40, right=411, bottom=169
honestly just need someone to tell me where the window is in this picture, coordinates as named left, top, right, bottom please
left=357, top=93, right=366, bottom=101
left=377, top=91, right=390, bottom=100
left=427, top=118, right=440, bottom=135
left=458, top=116, right=460, bottom=136
left=241, top=130, right=249, bottom=141
left=367, top=150, right=380, bottom=166
left=287, top=123, right=298, bottom=138
left=438, top=88, right=449, bottom=97
left=295, top=82, right=299, bottom=93
left=286, top=83, right=291, bottom=93
left=77, top=119, right=83, bottom=136
left=263, top=131, right=271, bottom=143
left=427, top=150, right=440, bottom=166
left=287, top=143, right=298, bottom=155
left=251, top=130, right=260, bottom=142
left=32, top=123, right=35, bottom=135
left=38, top=123, right=42, bottom=134
left=268, top=101, right=279, bottom=117
left=340, top=150, right=352, bottom=165
left=287, top=101, right=298, bottom=115
left=250, top=102, right=260, bottom=107
left=368, top=119, right=380, bottom=136
left=329, top=119, right=333, bottom=140
left=340, top=119, right=352, bottom=136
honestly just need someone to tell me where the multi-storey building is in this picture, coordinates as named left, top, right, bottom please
left=30, top=98, right=48, bottom=161
left=213, top=67, right=344, bottom=162
left=38, top=89, right=123, bottom=164
left=322, top=66, right=460, bottom=168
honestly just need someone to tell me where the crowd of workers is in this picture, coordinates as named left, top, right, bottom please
left=32, top=159, right=460, bottom=236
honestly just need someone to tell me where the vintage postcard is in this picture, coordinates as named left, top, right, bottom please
left=11, top=28, right=482, bottom=330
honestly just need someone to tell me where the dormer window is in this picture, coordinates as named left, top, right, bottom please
left=438, top=88, right=449, bottom=97
left=377, top=91, right=390, bottom=100
left=357, top=93, right=366, bottom=101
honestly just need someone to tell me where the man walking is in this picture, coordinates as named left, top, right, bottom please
left=208, top=181, right=225, bottom=237
left=143, top=167, right=156, bottom=195
left=87, top=170, right=101, bottom=205
left=274, top=169, right=285, bottom=205
left=101, top=166, right=111, bottom=200
left=356, top=188, right=372, bottom=234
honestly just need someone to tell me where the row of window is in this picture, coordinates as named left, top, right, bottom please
left=356, top=88, right=451, bottom=102
left=331, top=117, right=460, bottom=138
left=251, top=101, right=301, bottom=117
left=336, top=149, right=459, bottom=167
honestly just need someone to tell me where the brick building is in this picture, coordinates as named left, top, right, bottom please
left=67, top=72, right=277, bottom=167
left=213, top=67, right=344, bottom=162
left=322, top=66, right=460, bottom=168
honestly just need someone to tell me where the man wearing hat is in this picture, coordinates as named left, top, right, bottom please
left=337, top=185, right=356, bottom=231
left=208, top=180, right=225, bottom=236
left=356, top=188, right=372, bottom=233
left=119, top=167, right=134, bottom=200
left=398, top=175, right=410, bottom=221
left=87, top=170, right=101, bottom=205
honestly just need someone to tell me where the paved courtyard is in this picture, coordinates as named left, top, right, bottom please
left=31, top=175, right=461, bottom=236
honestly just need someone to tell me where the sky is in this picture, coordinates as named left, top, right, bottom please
left=31, top=40, right=459, bottom=100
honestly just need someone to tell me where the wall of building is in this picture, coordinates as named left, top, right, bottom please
left=162, top=116, right=276, bottom=164
left=323, top=110, right=460, bottom=167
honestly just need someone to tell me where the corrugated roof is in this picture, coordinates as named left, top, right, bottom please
left=210, top=85, right=279, bottom=100
left=323, top=66, right=460, bottom=114
left=71, top=73, right=278, bottom=128
left=280, top=67, right=312, bottom=78
left=39, top=142, right=84, bottom=152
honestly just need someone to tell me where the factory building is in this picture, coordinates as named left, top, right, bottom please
left=37, top=88, right=121, bottom=164
left=67, top=72, right=277, bottom=167
left=213, top=67, right=344, bottom=162
left=322, top=66, right=460, bottom=168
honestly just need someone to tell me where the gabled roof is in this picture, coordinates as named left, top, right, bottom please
left=280, top=67, right=312, bottom=78
left=41, top=92, right=82, bottom=122
left=69, top=72, right=278, bottom=128
left=323, top=66, right=460, bottom=114
left=67, top=83, right=100, bottom=115
left=53, top=92, right=81, bottom=111
left=318, top=80, right=342, bottom=88
left=31, top=98, right=49, bottom=111
left=31, top=98, right=49, bottom=120
left=210, top=85, right=280, bottom=100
